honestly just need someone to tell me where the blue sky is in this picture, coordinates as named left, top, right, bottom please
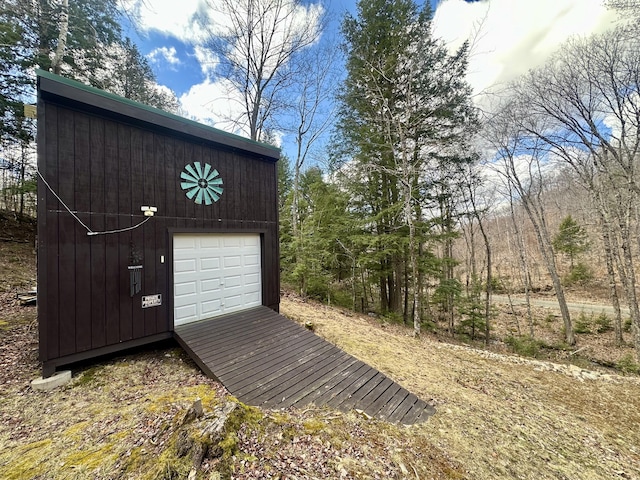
left=124, top=1, right=440, bottom=98
left=120, top=0, right=619, bottom=155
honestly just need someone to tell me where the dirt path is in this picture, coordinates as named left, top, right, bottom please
left=493, top=294, right=630, bottom=317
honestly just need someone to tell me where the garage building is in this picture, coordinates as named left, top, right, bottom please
left=37, top=70, right=281, bottom=377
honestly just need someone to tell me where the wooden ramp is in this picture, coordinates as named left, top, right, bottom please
left=174, top=306, right=435, bottom=425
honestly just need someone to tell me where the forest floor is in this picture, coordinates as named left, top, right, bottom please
left=1, top=212, right=640, bottom=479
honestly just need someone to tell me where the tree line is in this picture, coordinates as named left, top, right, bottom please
left=277, top=0, right=640, bottom=362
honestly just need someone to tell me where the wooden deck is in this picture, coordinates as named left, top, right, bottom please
left=173, top=306, right=435, bottom=425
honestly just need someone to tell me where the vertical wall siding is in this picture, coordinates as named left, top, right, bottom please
left=57, top=108, right=76, bottom=357
left=39, top=102, right=279, bottom=364
left=89, top=115, right=106, bottom=350
left=74, top=112, right=92, bottom=353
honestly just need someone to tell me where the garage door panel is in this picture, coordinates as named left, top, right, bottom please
left=175, top=292, right=199, bottom=305
left=222, top=266, right=245, bottom=276
left=222, top=255, right=242, bottom=268
left=242, top=236, right=259, bottom=246
left=175, top=281, right=196, bottom=296
left=222, top=237, right=242, bottom=248
left=174, top=237, right=196, bottom=250
left=244, top=292, right=261, bottom=304
left=201, top=278, right=222, bottom=292
left=201, top=299, right=222, bottom=315
left=223, top=294, right=243, bottom=309
left=175, top=304, right=197, bottom=323
left=175, top=259, right=197, bottom=273
left=244, top=254, right=260, bottom=267
left=200, top=257, right=221, bottom=271
left=222, top=274, right=241, bottom=288
left=174, top=234, right=262, bottom=326
left=244, top=285, right=261, bottom=298
left=200, top=237, right=221, bottom=248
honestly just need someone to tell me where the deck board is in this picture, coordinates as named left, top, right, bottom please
left=174, top=306, right=434, bottom=424
left=242, top=343, right=340, bottom=404
left=256, top=349, right=355, bottom=407
left=205, top=324, right=315, bottom=371
left=327, top=367, right=380, bottom=409
left=224, top=337, right=333, bottom=390
left=337, top=371, right=385, bottom=411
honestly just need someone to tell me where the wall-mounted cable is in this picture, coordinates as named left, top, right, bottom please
left=37, top=169, right=155, bottom=236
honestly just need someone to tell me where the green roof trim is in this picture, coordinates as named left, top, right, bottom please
left=36, top=69, right=281, bottom=159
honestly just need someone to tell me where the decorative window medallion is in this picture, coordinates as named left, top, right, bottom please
left=180, top=162, right=224, bottom=205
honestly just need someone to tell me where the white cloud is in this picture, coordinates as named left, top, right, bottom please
left=178, top=77, right=248, bottom=135
left=192, top=45, right=218, bottom=78
left=129, top=0, right=323, bottom=141
left=147, top=46, right=180, bottom=66
left=178, top=77, right=286, bottom=143
left=123, top=0, right=209, bottom=43
left=432, top=0, right=619, bottom=97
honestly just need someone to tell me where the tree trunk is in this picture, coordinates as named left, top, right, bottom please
left=403, top=251, right=409, bottom=325
left=476, top=215, right=492, bottom=345
left=521, top=200, right=575, bottom=345
left=51, top=0, right=69, bottom=75
left=18, top=158, right=25, bottom=217
left=417, top=242, right=430, bottom=322
left=400, top=176, right=420, bottom=336
left=509, top=197, right=534, bottom=336
left=464, top=218, right=477, bottom=295
left=292, top=162, right=300, bottom=240
left=379, top=259, right=389, bottom=313
left=615, top=189, right=640, bottom=358
left=391, top=255, right=403, bottom=314
left=594, top=193, right=624, bottom=346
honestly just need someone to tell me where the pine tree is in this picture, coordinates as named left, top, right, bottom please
left=552, top=215, right=589, bottom=269
left=334, top=0, right=477, bottom=332
left=89, top=38, right=179, bottom=112
left=283, top=166, right=355, bottom=302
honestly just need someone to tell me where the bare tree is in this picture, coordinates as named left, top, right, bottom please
left=289, top=41, right=339, bottom=240
left=506, top=180, right=535, bottom=336
left=199, top=0, right=324, bottom=141
left=485, top=103, right=576, bottom=345
left=50, top=0, right=69, bottom=74
left=461, top=163, right=493, bottom=344
left=504, top=28, right=640, bottom=355
left=606, top=0, right=640, bottom=21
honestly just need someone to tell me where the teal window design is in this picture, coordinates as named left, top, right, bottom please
left=180, top=162, right=224, bottom=205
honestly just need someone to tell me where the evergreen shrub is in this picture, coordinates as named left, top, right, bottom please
left=574, top=312, right=592, bottom=334
left=617, top=353, right=640, bottom=375
left=505, top=335, right=544, bottom=358
left=595, top=313, right=612, bottom=333
left=564, top=262, right=593, bottom=286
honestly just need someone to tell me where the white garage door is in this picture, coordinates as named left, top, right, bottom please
left=173, top=234, right=262, bottom=326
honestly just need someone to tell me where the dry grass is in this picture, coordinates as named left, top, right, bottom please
left=0, top=211, right=36, bottom=293
left=0, top=346, right=230, bottom=479
left=491, top=301, right=638, bottom=368
left=1, top=294, right=638, bottom=479
left=2, top=214, right=639, bottom=479
left=281, top=294, right=640, bottom=480
left=0, top=327, right=462, bottom=479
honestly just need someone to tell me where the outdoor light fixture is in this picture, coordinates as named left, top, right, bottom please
left=141, top=206, right=158, bottom=217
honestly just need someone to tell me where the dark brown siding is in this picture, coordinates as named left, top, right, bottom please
left=38, top=75, right=280, bottom=373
